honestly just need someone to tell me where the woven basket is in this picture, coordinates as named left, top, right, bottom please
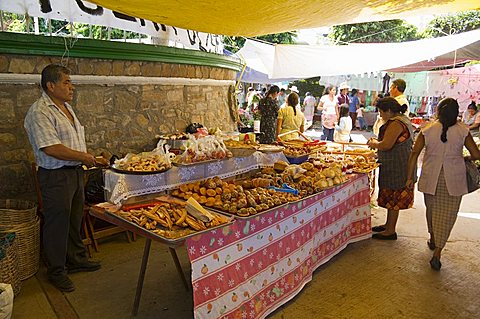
left=228, top=147, right=257, bottom=157
left=0, top=199, right=37, bottom=225
left=0, top=233, right=22, bottom=296
left=0, top=218, right=40, bottom=280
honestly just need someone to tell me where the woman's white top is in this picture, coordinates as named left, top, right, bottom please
left=320, top=95, right=337, bottom=115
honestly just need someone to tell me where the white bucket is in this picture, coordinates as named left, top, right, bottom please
left=253, top=120, right=261, bottom=133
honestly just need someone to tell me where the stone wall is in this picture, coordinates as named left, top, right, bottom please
left=0, top=54, right=239, bottom=198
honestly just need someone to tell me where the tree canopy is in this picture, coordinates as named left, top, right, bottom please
left=224, top=32, right=296, bottom=53
left=422, top=10, right=480, bottom=38
left=1, top=13, right=145, bottom=40
left=329, top=19, right=420, bottom=44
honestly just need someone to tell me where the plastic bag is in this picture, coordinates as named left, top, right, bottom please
left=176, top=135, right=231, bottom=164
left=114, top=143, right=173, bottom=172
left=0, top=283, right=13, bottom=319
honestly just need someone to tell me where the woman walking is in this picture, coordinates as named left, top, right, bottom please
left=367, top=97, right=415, bottom=240
left=406, top=98, right=480, bottom=270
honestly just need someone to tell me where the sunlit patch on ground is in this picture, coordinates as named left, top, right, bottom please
left=458, top=212, right=480, bottom=220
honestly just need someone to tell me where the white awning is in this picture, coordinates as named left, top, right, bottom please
left=236, top=29, right=480, bottom=79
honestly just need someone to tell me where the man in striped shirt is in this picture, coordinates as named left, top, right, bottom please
left=24, top=64, right=108, bottom=292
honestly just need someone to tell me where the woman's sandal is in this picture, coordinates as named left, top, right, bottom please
left=430, top=256, right=442, bottom=271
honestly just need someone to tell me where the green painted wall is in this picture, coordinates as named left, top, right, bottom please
left=0, top=32, right=242, bottom=71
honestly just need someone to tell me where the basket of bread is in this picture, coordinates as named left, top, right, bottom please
left=223, top=139, right=259, bottom=157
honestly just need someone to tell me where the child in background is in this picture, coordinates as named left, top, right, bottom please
left=357, top=104, right=367, bottom=130
left=334, top=104, right=352, bottom=142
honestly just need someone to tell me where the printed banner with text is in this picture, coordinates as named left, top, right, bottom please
left=1, top=0, right=223, bottom=54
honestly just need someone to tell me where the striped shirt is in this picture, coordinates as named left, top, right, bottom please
left=24, top=92, right=87, bottom=169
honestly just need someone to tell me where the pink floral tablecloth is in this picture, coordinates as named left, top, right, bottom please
left=186, top=174, right=371, bottom=319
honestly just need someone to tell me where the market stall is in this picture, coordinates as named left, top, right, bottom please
left=91, top=172, right=370, bottom=318
left=92, top=133, right=377, bottom=318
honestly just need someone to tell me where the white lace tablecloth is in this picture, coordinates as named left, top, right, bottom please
left=104, top=152, right=288, bottom=204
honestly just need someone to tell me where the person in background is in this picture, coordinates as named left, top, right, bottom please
left=303, top=92, right=316, bottom=130
left=337, top=82, right=350, bottom=105
left=461, top=102, right=480, bottom=138
left=318, top=85, right=338, bottom=141
left=258, top=85, right=280, bottom=144
left=246, top=87, right=256, bottom=111
left=357, top=104, right=367, bottom=131
left=349, top=89, right=360, bottom=130
left=276, top=92, right=305, bottom=141
left=334, top=104, right=353, bottom=142
left=368, top=97, right=415, bottom=240
left=373, top=93, right=384, bottom=112
left=260, top=87, right=267, bottom=99
left=406, top=98, right=480, bottom=271
left=373, top=79, right=409, bottom=136
left=277, top=88, right=286, bottom=107
left=24, top=64, right=108, bottom=292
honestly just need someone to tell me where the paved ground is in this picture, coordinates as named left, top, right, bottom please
left=9, top=129, right=480, bottom=319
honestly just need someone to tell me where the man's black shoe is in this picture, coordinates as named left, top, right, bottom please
left=48, top=274, right=75, bottom=292
left=67, top=261, right=101, bottom=274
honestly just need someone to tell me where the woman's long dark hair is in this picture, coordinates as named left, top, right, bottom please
left=287, top=92, right=299, bottom=116
left=437, top=98, right=459, bottom=143
left=265, top=85, right=280, bottom=99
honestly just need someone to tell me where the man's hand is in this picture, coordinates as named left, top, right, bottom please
left=81, top=153, right=96, bottom=167
left=94, top=156, right=110, bottom=167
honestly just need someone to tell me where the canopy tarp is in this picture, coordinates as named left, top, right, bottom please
left=236, top=29, right=480, bottom=79
left=224, top=49, right=299, bottom=84
left=88, top=0, right=479, bottom=36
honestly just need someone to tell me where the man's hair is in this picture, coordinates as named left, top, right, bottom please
left=280, top=88, right=286, bottom=92
left=41, top=64, right=71, bottom=91
left=392, top=79, right=406, bottom=93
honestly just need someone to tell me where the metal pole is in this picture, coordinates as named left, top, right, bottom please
left=34, top=16, right=39, bottom=35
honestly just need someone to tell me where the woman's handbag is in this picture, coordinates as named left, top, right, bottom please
left=465, top=160, right=480, bottom=193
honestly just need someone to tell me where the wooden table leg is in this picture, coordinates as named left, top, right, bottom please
left=168, top=247, right=189, bottom=291
left=132, top=238, right=152, bottom=317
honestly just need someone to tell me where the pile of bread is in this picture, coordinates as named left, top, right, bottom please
left=114, top=153, right=172, bottom=172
